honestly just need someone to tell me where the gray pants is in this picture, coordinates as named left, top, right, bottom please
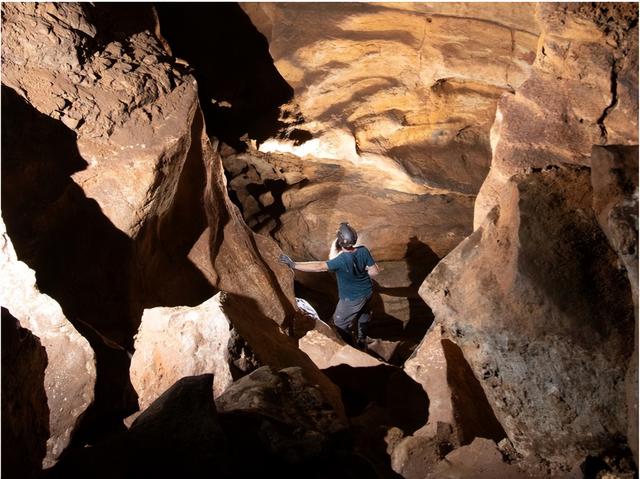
left=333, top=294, right=372, bottom=343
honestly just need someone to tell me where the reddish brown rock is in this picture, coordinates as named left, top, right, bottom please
left=0, top=220, right=96, bottom=468
left=392, top=324, right=506, bottom=477
left=475, top=3, right=638, bottom=226
left=130, top=294, right=234, bottom=411
left=421, top=167, right=634, bottom=471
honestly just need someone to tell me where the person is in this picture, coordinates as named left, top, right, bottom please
left=279, top=222, right=380, bottom=349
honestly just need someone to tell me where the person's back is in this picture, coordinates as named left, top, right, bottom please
left=327, top=246, right=374, bottom=300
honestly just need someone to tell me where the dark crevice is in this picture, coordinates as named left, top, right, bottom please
left=441, top=339, right=507, bottom=445
left=154, top=3, right=294, bottom=150
left=1, top=85, right=139, bottom=450
left=597, top=59, right=619, bottom=142
left=324, top=364, right=428, bottom=478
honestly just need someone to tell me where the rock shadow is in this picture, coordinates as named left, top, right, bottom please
left=1, top=85, right=139, bottom=448
left=324, top=363, right=429, bottom=477
left=155, top=3, right=295, bottom=149
left=441, top=339, right=506, bottom=444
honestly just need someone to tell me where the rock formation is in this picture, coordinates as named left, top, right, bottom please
left=2, top=2, right=638, bottom=477
left=45, top=374, right=232, bottom=479
left=130, top=294, right=235, bottom=410
left=420, top=3, right=638, bottom=473
left=0, top=220, right=96, bottom=468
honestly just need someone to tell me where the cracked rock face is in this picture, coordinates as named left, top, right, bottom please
left=421, top=166, right=635, bottom=471
left=0, top=220, right=96, bottom=468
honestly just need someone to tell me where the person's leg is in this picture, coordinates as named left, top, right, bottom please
left=356, top=295, right=373, bottom=346
left=333, top=296, right=369, bottom=345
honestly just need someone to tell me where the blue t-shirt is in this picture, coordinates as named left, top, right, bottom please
left=326, top=246, right=376, bottom=300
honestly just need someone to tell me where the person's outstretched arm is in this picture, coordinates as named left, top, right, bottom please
left=279, top=254, right=328, bottom=272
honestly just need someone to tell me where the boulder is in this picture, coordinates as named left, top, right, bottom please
left=220, top=293, right=346, bottom=421
left=45, top=374, right=232, bottom=479
left=1, top=308, right=49, bottom=479
left=392, top=325, right=506, bottom=477
left=130, top=294, right=234, bottom=411
left=0, top=220, right=96, bottom=468
left=421, top=166, right=635, bottom=470
left=216, top=366, right=376, bottom=478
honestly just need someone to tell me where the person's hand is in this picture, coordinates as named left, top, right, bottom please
left=278, top=254, right=296, bottom=269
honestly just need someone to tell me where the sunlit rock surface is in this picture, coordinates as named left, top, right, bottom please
left=0, top=220, right=96, bottom=468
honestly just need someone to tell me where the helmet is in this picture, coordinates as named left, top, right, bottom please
left=336, top=222, right=358, bottom=248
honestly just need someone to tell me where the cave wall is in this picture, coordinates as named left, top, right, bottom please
left=420, top=2, right=638, bottom=472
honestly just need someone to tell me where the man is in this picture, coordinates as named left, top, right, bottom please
left=279, top=222, right=380, bottom=349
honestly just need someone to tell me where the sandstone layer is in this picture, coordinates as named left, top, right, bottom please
left=0, top=220, right=96, bottom=468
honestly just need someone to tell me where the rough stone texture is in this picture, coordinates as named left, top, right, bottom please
left=216, top=366, right=344, bottom=443
left=232, top=4, right=541, bottom=328
left=421, top=166, right=635, bottom=471
left=2, top=307, right=49, bottom=479
left=130, top=294, right=234, bottom=411
left=220, top=293, right=346, bottom=421
left=299, top=327, right=382, bottom=370
left=1, top=2, right=296, bottom=335
left=391, top=324, right=506, bottom=477
left=426, top=437, right=530, bottom=479
left=0, top=220, right=96, bottom=468
left=45, top=374, right=232, bottom=479
left=243, top=3, right=539, bottom=194
left=475, top=3, right=638, bottom=226
left=216, top=366, right=376, bottom=478
left=1, top=3, right=190, bottom=234
left=590, top=145, right=639, bottom=465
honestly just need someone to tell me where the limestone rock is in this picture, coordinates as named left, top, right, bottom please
left=299, top=328, right=382, bottom=370
left=1, top=308, right=49, bottom=479
left=216, top=366, right=344, bottom=441
left=420, top=167, right=635, bottom=470
left=220, top=293, right=346, bottom=421
left=216, top=366, right=376, bottom=478
left=1, top=3, right=191, bottom=234
left=393, top=324, right=506, bottom=477
left=0, top=220, right=96, bottom=468
left=224, top=129, right=476, bottom=263
left=130, top=294, right=234, bottom=411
